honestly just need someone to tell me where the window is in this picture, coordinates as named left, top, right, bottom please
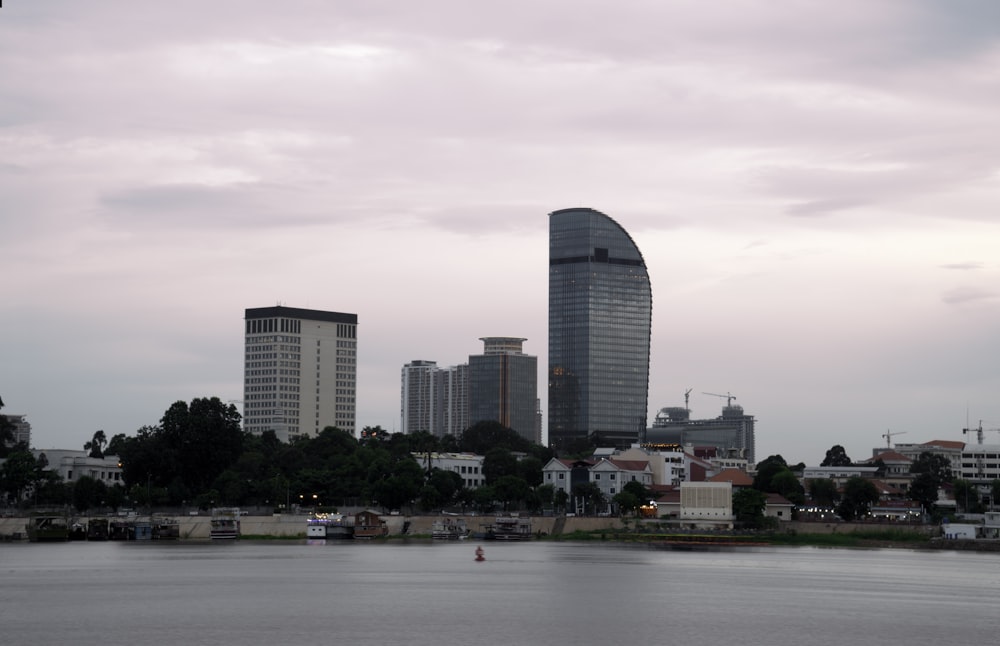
left=558, top=473, right=565, bottom=480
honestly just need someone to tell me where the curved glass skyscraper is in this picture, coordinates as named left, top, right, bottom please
left=548, top=208, right=652, bottom=451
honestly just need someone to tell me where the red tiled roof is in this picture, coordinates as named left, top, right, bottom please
left=707, top=468, right=753, bottom=486
left=870, top=451, right=911, bottom=462
left=608, top=459, right=650, bottom=472
left=922, top=440, right=965, bottom=450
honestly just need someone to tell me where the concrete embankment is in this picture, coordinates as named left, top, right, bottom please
left=0, top=514, right=628, bottom=540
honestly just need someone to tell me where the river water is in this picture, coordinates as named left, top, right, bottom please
left=2, top=540, right=998, bottom=646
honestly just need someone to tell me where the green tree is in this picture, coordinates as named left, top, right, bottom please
left=84, top=430, right=108, bottom=459
left=517, top=456, right=544, bottom=487
left=0, top=397, right=17, bottom=458
left=71, top=476, right=107, bottom=513
left=426, top=469, right=463, bottom=509
left=753, top=455, right=789, bottom=491
left=807, top=478, right=840, bottom=507
left=0, top=446, right=42, bottom=505
left=908, top=473, right=940, bottom=514
left=952, top=479, right=981, bottom=513
left=733, top=488, right=768, bottom=528
left=493, top=475, right=530, bottom=511
left=612, top=490, right=640, bottom=516
left=554, top=488, right=569, bottom=513
left=459, top=420, right=531, bottom=455
left=623, top=479, right=652, bottom=504
left=483, top=448, right=518, bottom=484
left=770, top=470, right=806, bottom=505
left=910, top=452, right=953, bottom=485
left=535, top=483, right=555, bottom=511
left=472, top=485, right=497, bottom=513
left=571, top=481, right=605, bottom=515
left=908, top=452, right=953, bottom=515
left=820, top=445, right=852, bottom=467
left=837, top=476, right=879, bottom=520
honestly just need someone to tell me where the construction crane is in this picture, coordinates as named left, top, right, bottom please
left=684, top=388, right=692, bottom=413
left=963, top=421, right=1000, bottom=445
left=703, top=392, right=737, bottom=407
left=882, top=430, right=906, bottom=448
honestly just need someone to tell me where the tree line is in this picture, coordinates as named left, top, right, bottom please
left=2, top=396, right=597, bottom=515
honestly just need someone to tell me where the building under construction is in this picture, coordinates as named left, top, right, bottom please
left=642, top=402, right=757, bottom=465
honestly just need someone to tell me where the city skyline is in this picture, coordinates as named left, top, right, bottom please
left=2, top=2, right=999, bottom=464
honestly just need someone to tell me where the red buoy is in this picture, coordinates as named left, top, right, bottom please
left=475, top=545, right=485, bottom=562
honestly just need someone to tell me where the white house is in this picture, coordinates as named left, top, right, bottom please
left=415, top=452, right=485, bottom=489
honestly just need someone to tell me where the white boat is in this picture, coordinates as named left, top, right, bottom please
left=210, top=508, right=241, bottom=540
left=306, top=512, right=352, bottom=539
left=431, top=518, right=470, bottom=540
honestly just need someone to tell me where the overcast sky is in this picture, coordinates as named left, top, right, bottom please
left=3, top=1, right=999, bottom=465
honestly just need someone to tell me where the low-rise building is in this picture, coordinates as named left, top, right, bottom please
left=32, top=449, right=123, bottom=485
left=416, top=452, right=485, bottom=489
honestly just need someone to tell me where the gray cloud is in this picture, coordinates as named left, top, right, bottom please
left=942, top=286, right=998, bottom=305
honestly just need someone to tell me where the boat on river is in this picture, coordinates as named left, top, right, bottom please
left=353, top=510, right=387, bottom=539
left=432, top=518, right=470, bottom=540
left=25, top=515, right=70, bottom=542
left=485, top=515, right=532, bottom=541
left=210, top=508, right=241, bottom=540
left=306, top=512, right=352, bottom=539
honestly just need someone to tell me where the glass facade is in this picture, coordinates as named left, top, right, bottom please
left=548, top=208, right=652, bottom=450
left=469, top=338, right=538, bottom=444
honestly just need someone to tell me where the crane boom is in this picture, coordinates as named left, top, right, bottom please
left=703, top=392, right=736, bottom=407
left=882, top=430, right=906, bottom=448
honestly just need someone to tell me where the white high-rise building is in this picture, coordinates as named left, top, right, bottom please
left=400, top=361, right=468, bottom=437
left=244, top=306, right=357, bottom=442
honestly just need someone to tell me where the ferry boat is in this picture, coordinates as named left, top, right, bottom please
left=25, top=515, right=69, bottom=542
left=86, top=518, right=110, bottom=541
left=210, top=508, right=241, bottom=540
left=486, top=515, right=532, bottom=541
left=432, top=518, right=470, bottom=540
left=152, top=516, right=180, bottom=540
left=306, top=512, right=352, bottom=539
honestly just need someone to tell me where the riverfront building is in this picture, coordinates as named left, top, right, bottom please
left=468, top=337, right=539, bottom=444
left=548, top=207, right=652, bottom=451
left=244, top=306, right=357, bottom=442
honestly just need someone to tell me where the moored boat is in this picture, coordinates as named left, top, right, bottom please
left=210, top=508, right=241, bottom=540
left=486, top=515, right=532, bottom=541
left=306, top=512, right=352, bottom=539
left=353, top=510, right=387, bottom=539
left=86, top=518, right=110, bottom=541
left=152, top=516, right=180, bottom=540
left=25, top=515, right=70, bottom=542
left=432, top=518, right=470, bottom=540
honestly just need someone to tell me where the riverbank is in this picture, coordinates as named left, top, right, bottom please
left=5, top=513, right=994, bottom=551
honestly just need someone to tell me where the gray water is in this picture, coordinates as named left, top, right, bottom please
left=2, top=540, right=998, bottom=646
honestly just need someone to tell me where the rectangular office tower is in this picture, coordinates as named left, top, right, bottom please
left=469, top=337, right=539, bottom=444
left=244, top=306, right=357, bottom=442
left=548, top=208, right=652, bottom=451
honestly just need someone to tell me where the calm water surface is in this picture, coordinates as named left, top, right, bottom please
left=2, top=540, right=998, bottom=646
